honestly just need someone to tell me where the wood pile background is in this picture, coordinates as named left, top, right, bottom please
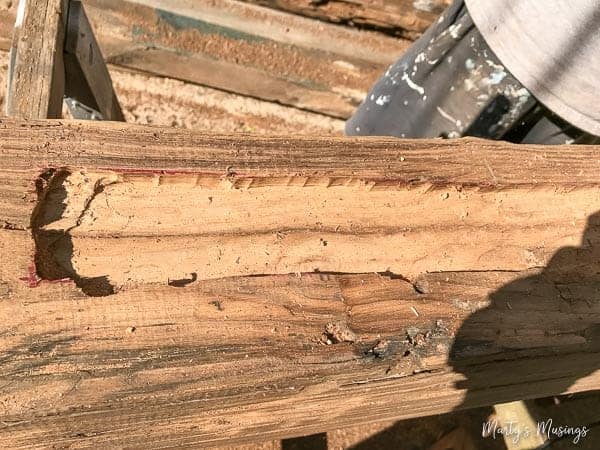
left=0, top=0, right=442, bottom=133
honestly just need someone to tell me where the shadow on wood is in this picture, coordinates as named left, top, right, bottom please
left=448, top=211, right=600, bottom=422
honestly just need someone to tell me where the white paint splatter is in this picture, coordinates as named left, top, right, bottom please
left=375, top=95, right=391, bottom=106
left=401, top=72, right=425, bottom=95
left=465, top=58, right=475, bottom=70
left=415, top=53, right=426, bottom=64
left=449, top=24, right=463, bottom=39
left=488, top=70, right=507, bottom=85
left=436, top=106, right=462, bottom=129
left=464, top=78, right=476, bottom=92
left=515, top=88, right=530, bottom=98
left=486, top=60, right=505, bottom=71
left=16, top=0, right=26, bottom=28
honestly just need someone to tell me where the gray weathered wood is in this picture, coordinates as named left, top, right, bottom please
left=6, top=0, right=68, bottom=118
left=64, top=0, right=124, bottom=120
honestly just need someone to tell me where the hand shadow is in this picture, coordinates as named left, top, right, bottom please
left=449, top=211, right=600, bottom=411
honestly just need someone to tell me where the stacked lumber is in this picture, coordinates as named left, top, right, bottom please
left=0, top=49, right=346, bottom=135
left=1, top=119, right=600, bottom=447
left=0, top=0, right=410, bottom=119
left=0, top=0, right=440, bottom=131
left=241, top=0, right=451, bottom=39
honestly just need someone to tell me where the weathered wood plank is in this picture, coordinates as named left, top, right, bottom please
left=0, top=6, right=13, bottom=50
left=6, top=0, right=68, bottom=119
left=1, top=119, right=599, bottom=182
left=240, top=0, right=451, bottom=39
left=0, top=231, right=599, bottom=447
left=0, top=0, right=409, bottom=118
left=129, top=0, right=407, bottom=65
left=0, top=119, right=599, bottom=446
left=64, top=0, right=124, bottom=121
left=1, top=117, right=600, bottom=225
left=0, top=47, right=346, bottom=135
left=83, top=0, right=402, bottom=118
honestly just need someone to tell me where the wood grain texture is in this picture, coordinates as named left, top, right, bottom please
left=129, top=0, right=407, bottom=65
left=83, top=0, right=404, bottom=118
left=6, top=0, right=67, bottom=119
left=0, top=119, right=600, bottom=447
left=30, top=168, right=600, bottom=292
left=239, top=0, right=451, bottom=39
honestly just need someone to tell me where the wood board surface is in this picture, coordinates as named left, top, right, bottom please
left=0, top=119, right=599, bottom=447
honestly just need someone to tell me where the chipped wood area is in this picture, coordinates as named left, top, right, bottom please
left=31, top=169, right=600, bottom=294
left=1, top=119, right=600, bottom=446
left=240, top=0, right=452, bottom=39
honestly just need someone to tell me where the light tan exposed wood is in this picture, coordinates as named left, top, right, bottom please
left=32, top=168, right=600, bottom=291
left=0, top=119, right=600, bottom=447
left=6, top=0, right=68, bottom=118
left=492, top=401, right=546, bottom=449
